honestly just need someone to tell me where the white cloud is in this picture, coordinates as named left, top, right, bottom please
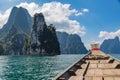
left=17, top=2, right=87, bottom=36
left=99, top=29, right=120, bottom=39
left=75, top=8, right=89, bottom=16
left=0, top=1, right=88, bottom=36
left=84, top=29, right=120, bottom=49
left=0, top=2, right=40, bottom=28
left=82, top=8, right=89, bottom=12
left=75, top=12, right=83, bottom=16
left=17, top=2, right=40, bottom=16
left=85, top=40, right=102, bottom=50
left=0, top=8, right=11, bottom=28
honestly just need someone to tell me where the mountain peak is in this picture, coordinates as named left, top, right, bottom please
left=100, top=36, right=120, bottom=54
left=18, top=6, right=27, bottom=12
left=11, top=6, right=26, bottom=13
left=114, top=36, right=119, bottom=41
left=34, top=13, right=45, bottom=23
left=0, top=7, right=32, bottom=55
left=29, top=13, right=60, bottom=55
left=12, top=6, right=18, bottom=10
left=4, top=6, right=32, bottom=34
left=19, top=6, right=24, bottom=9
left=57, top=31, right=88, bottom=54
left=12, top=6, right=24, bottom=10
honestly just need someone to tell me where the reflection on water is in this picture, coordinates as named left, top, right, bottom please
left=0, top=54, right=84, bottom=80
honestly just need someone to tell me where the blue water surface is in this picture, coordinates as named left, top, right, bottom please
left=0, top=54, right=120, bottom=80
left=0, top=54, right=84, bottom=80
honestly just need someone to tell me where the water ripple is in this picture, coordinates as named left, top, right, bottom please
left=0, top=54, right=84, bottom=80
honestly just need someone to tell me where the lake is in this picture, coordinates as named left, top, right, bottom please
left=0, top=54, right=120, bottom=80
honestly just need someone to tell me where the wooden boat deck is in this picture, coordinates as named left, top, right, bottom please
left=53, top=50, right=120, bottom=80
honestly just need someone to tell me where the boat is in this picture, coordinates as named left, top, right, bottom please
left=52, top=44, right=120, bottom=80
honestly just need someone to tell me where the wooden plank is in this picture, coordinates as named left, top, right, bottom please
left=75, top=69, right=84, bottom=75
left=89, top=60, right=99, bottom=64
left=104, top=64, right=113, bottom=68
left=53, top=50, right=120, bottom=80
left=114, top=77, right=120, bottom=80
left=93, top=77, right=103, bottom=80
left=104, top=77, right=114, bottom=80
left=85, top=76, right=93, bottom=80
left=89, top=64, right=97, bottom=68
left=103, top=69, right=115, bottom=76
left=100, top=60, right=108, bottom=63
left=69, top=76, right=83, bottom=80
left=112, top=69, right=120, bottom=75
left=98, top=64, right=115, bottom=69
left=98, top=64, right=104, bottom=68
left=86, top=69, right=94, bottom=76
left=94, top=69, right=103, bottom=76
left=58, top=77, right=65, bottom=80
left=81, top=64, right=87, bottom=68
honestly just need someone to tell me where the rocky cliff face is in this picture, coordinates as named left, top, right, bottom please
left=0, top=7, right=32, bottom=55
left=29, top=13, right=60, bottom=55
left=100, top=36, right=120, bottom=54
left=3, top=25, right=27, bottom=55
left=0, top=6, right=32, bottom=37
left=0, top=6, right=88, bottom=55
left=30, top=13, right=47, bottom=54
left=57, top=32, right=88, bottom=54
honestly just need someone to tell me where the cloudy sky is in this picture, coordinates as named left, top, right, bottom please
left=0, top=0, right=120, bottom=49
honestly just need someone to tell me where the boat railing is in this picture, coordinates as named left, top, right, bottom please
left=52, top=51, right=91, bottom=80
left=107, top=54, right=120, bottom=62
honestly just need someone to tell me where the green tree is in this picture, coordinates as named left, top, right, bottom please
left=0, top=44, right=4, bottom=55
left=38, top=24, right=60, bottom=55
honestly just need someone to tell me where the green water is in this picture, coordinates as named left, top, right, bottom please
left=0, top=54, right=84, bottom=80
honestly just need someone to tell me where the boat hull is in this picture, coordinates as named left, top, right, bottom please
left=53, top=50, right=120, bottom=80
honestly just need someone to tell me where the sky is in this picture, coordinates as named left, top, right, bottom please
left=0, top=0, right=120, bottom=49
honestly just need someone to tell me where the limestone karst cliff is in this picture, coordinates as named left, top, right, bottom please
left=100, top=36, right=120, bottom=54
left=57, top=32, right=88, bottom=54
left=28, top=13, right=60, bottom=55
left=0, top=7, right=31, bottom=55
